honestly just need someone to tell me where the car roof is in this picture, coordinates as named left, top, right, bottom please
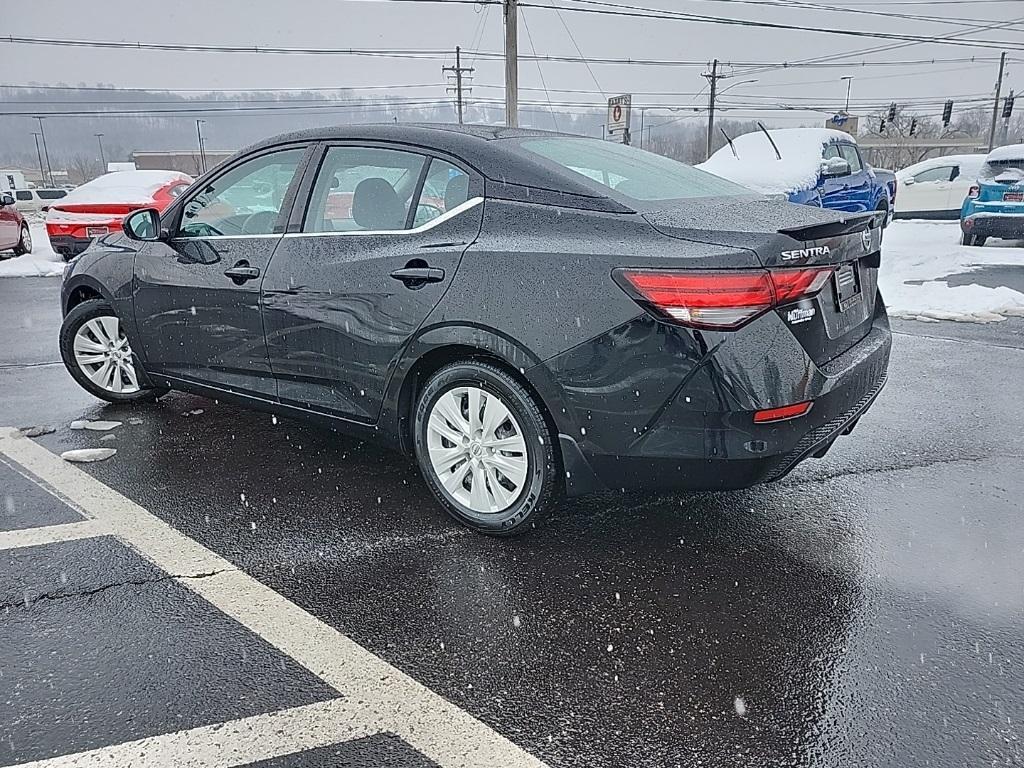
left=235, top=123, right=624, bottom=208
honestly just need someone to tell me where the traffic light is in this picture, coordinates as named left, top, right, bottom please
left=879, top=118, right=887, bottom=134
left=887, top=102, right=897, bottom=122
left=1003, top=93, right=1015, bottom=120
left=909, top=118, right=918, bottom=136
left=942, top=100, right=953, bottom=126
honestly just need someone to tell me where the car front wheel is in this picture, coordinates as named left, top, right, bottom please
left=59, top=299, right=167, bottom=403
left=413, top=361, right=560, bottom=536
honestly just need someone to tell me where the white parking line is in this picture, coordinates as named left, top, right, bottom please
left=9, top=699, right=375, bottom=768
left=0, top=519, right=111, bottom=551
left=0, top=428, right=547, bottom=768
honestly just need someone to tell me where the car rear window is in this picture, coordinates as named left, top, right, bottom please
left=519, top=137, right=755, bottom=201
left=37, top=189, right=67, bottom=200
left=980, top=158, right=1024, bottom=182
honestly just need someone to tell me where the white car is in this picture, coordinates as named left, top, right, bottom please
left=894, top=154, right=987, bottom=220
left=13, top=187, right=71, bottom=213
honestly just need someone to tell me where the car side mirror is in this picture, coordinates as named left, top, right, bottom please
left=124, top=208, right=162, bottom=242
left=820, top=157, right=852, bottom=178
left=0, top=193, right=14, bottom=207
left=902, top=177, right=916, bottom=186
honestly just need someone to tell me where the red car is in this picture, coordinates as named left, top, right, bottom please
left=46, top=171, right=191, bottom=260
left=0, top=190, right=32, bottom=257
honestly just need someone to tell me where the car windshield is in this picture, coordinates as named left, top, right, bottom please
left=520, top=137, right=756, bottom=201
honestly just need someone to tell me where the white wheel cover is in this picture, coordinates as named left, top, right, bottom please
left=426, top=386, right=529, bottom=514
left=73, top=315, right=141, bottom=394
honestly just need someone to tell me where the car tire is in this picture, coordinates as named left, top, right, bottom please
left=13, top=224, right=32, bottom=256
left=59, top=299, right=168, bottom=404
left=961, top=232, right=975, bottom=246
left=413, top=361, right=560, bottom=536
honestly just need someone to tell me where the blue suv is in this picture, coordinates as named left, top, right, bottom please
left=960, top=145, right=1024, bottom=246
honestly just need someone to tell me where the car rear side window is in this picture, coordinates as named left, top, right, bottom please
left=15, top=191, right=32, bottom=201
left=178, top=148, right=304, bottom=238
left=520, top=137, right=754, bottom=201
left=303, top=147, right=426, bottom=233
left=412, top=159, right=471, bottom=228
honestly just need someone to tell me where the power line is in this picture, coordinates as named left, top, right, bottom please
left=520, top=6, right=560, bottom=130
left=547, top=0, right=605, bottom=97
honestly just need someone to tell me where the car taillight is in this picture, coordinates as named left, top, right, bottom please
left=967, top=185, right=980, bottom=199
left=615, top=267, right=834, bottom=330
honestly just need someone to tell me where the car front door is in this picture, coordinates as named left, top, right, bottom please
left=819, top=142, right=852, bottom=211
left=907, top=165, right=955, bottom=213
left=261, top=143, right=482, bottom=422
left=133, top=144, right=311, bottom=398
left=838, top=143, right=871, bottom=212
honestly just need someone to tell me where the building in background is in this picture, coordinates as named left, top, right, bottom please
left=132, top=150, right=234, bottom=176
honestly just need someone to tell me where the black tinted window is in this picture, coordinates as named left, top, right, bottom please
left=15, top=191, right=32, bottom=201
left=38, top=190, right=67, bottom=200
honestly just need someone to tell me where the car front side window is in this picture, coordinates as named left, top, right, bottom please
left=839, top=144, right=863, bottom=173
left=178, top=148, right=304, bottom=238
left=913, top=166, right=954, bottom=183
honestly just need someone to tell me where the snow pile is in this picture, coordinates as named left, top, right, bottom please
left=52, top=170, right=191, bottom=207
left=697, top=128, right=851, bottom=195
left=0, top=223, right=63, bottom=277
left=984, top=144, right=1024, bottom=163
left=880, top=220, right=1024, bottom=322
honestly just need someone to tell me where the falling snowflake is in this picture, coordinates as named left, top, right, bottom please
left=734, top=697, right=747, bottom=717
left=513, top=615, right=522, bottom=628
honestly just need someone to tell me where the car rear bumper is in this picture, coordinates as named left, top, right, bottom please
left=48, top=235, right=92, bottom=259
left=961, top=212, right=1024, bottom=239
left=538, top=301, right=892, bottom=497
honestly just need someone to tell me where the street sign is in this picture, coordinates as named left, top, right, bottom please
left=607, top=95, right=631, bottom=142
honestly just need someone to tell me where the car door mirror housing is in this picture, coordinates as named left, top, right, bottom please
left=902, top=177, right=916, bottom=186
left=123, top=208, right=163, bottom=242
left=820, top=157, right=852, bottom=179
left=0, top=192, right=14, bottom=207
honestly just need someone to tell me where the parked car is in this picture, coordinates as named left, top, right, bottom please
left=59, top=124, right=890, bottom=536
left=895, top=154, right=987, bottom=220
left=960, top=145, right=1024, bottom=246
left=46, top=171, right=191, bottom=260
left=13, top=187, right=70, bottom=213
left=698, top=128, right=892, bottom=222
left=872, top=168, right=897, bottom=223
left=0, top=190, right=33, bottom=257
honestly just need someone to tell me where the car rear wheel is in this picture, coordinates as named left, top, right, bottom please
left=413, top=361, right=559, bottom=536
left=59, top=299, right=167, bottom=403
left=13, top=224, right=32, bottom=256
left=961, top=232, right=986, bottom=247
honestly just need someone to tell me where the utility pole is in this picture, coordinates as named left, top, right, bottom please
left=504, top=0, right=519, bottom=128
left=95, top=133, right=106, bottom=171
left=988, top=51, right=1007, bottom=152
left=196, top=119, right=208, bottom=174
left=34, top=117, right=54, bottom=187
left=443, top=46, right=474, bottom=125
left=31, top=133, right=45, bottom=187
left=704, top=59, right=719, bottom=160
left=841, top=76, right=853, bottom=113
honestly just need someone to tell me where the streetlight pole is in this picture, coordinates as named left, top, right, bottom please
left=31, top=133, right=45, bottom=187
left=196, top=120, right=208, bottom=174
left=95, top=133, right=106, bottom=171
left=841, top=76, right=854, bottom=113
left=34, top=117, right=54, bottom=187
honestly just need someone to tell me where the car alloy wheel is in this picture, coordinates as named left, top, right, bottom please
left=20, top=225, right=32, bottom=252
left=73, top=316, right=141, bottom=395
left=426, top=385, right=529, bottom=514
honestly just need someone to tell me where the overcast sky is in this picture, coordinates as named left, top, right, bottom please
left=5, top=0, right=1023, bottom=126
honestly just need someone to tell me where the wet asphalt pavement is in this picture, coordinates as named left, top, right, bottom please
left=2, top=277, right=1023, bottom=767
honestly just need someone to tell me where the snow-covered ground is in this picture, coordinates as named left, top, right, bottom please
left=880, top=219, right=1024, bottom=323
left=0, top=220, right=64, bottom=278
left=2, top=213, right=1022, bottom=324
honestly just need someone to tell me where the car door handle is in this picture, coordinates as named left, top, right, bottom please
left=390, top=266, right=445, bottom=284
left=224, top=262, right=261, bottom=283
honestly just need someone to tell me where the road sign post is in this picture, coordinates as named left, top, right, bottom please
left=607, top=95, right=632, bottom=145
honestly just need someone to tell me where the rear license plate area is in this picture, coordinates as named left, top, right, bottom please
left=1003, top=191, right=1023, bottom=202
left=833, top=262, right=862, bottom=312
left=86, top=226, right=108, bottom=238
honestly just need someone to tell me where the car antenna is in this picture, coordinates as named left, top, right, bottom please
left=719, top=128, right=738, bottom=158
left=757, top=121, right=783, bottom=160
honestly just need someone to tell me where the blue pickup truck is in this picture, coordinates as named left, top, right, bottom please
left=698, top=127, right=893, bottom=222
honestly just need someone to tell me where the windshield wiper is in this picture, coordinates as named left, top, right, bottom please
left=757, top=122, right=783, bottom=160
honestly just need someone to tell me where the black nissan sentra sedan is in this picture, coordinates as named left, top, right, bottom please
left=59, top=124, right=891, bottom=535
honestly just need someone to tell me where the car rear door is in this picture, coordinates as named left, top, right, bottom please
left=133, top=144, right=312, bottom=398
left=261, top=142, right=483, bottom=422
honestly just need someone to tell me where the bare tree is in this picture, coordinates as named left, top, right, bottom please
left=67, top=154, right=103, bottom=185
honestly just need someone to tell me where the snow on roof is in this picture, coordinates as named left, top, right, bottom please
left=985, top=144, right=1024, bottom=163
left=57, top=170, right=191, bottom=206
left=897, top=154, right=987, bottom=181
left=696, top=128, right=853, bottom=195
